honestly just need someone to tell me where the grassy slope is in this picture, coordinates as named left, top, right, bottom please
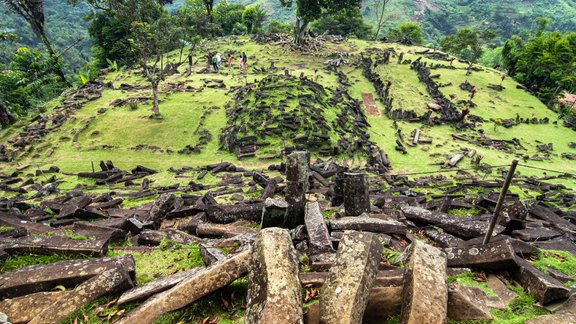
left=2, top=36, right=575, bottom=193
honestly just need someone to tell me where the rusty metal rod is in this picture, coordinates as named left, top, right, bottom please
left=483, top=158, right=519, bottom=244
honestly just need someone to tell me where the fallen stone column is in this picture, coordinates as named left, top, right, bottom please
left=205, top=203, right=264, bottom=223
left=401, top=240, right=448, bottom=323
left=2, top=235, right=109, bottom=257
left=0, top=255, right=135, bottom=299
left=0, top=291, right=69, bottom=324
left=138, top=193, right=175, bottom=229
left=320, top=230, right=382, bottom=323
left=343, top=172, right=370, bottom=216
left=444, top=240, right=518, bottom=270
left=29, top=265, right=134, bottom=324
left=118, top=249, right=251, bottom=323
left=330, top=217, right=407, bottom=235
left=245, top=228, right=303, bottom=323
left=513, top=258, right=571, bottom=305
left=118, top=268, right=204, bottom=305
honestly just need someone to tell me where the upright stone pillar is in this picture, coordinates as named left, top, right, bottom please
left=284, top=151, right=310, bottom=228
left=343, top=172, right=369, bottom=216
left=246, top=228, right=303, bottom=323
left=319, top=231, right=382, bottom=323
left=331, top=172, right=344, bottom=207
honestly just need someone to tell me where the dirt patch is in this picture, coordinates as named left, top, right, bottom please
left=362, top=92, right=380, bottom=116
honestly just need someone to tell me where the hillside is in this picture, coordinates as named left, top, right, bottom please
left=1, top=37, right=576, bottom=323
left=1, top=36, right=575, bottom=187
left=2, top=0, right=575, bottom=71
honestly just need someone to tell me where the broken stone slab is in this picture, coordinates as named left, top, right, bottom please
left=448, top=154, right=465, bottom=167
left=196, top=222, right=258, bottom=238
left=304, top=202, right=333, bottom=255
left=0, top=214, right=55, bottom=234
left=73, top=221, right=127, bottom=243
left=205, top=203, right=264, bottom=223
left=402, top=206, right=504, bottom=238
left=304, top=302, right=320, bottom=324
left=28, top=265, right=134, bottom=324
left=0, top=291, right=68, bottom=324
left=246, top=228, right=303, bottom=323
left=1, top=235, right=109, bottom=257
left=401, top=240, right=448, bottom=323
left=0, top=255, right=135, bottom=299
left=136, top=229, right=202, bottom=246
left=527, top=293, right=576, bottom=323
left=486, top=274, right=517, bottom=309
left=513, top=258, right=571, bottom=305
left=260, top=198, right=288, bottom=228
left=512, top=227, right=562, bottom=242
left=138, top=193, right=175, bottom=229
left=320, top=231, right=383, bottom=323
left=260, top=177, right=278, bottom=200
left=118, top=267, right=204, bottom=305
left=329, top=216, right=407, bottom=235
left=530, top=204, right=576, bottom=235
left=424, top=228, right=465, bottom=248
left=117, top=249, right=250, bottom=323
left=445, top=239, right=518, bottom=270
left=199, top=243, right=227, bottom=266
left=447, top=282, right=492, bottom=320
left=342, top=173, right=370, bottom=216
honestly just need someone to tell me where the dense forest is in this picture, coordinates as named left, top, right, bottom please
left=0, top=0, right=575, bottom=123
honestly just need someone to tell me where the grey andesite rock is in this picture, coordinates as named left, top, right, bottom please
left=0, top=255, right=135, bottom=299
left=0, top=291, right=68, bottom=324
left=320, top=230, right=383, bottom=323
left=305, top=202, right=333, bottom=255
left=117, top=267, right=204, bottom=305
left=401, top=240, right=448, bottom=324
left=118, top=249, right=251, bottom=323
left=447, top=282, right=492, bottom=320
left=245, top=228, right=303, bottom=323
left=329, top=216, right=407, bottom=235
left=444, top=239, right=518, bottom=270
left=29, top=265, right=134, bottom=324
left=513, top=258, right=571, bottom=305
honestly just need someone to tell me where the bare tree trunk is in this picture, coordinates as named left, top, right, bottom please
left=151, top=81, right=161, bottom=118
left=373, top=0, right=390, bottom=40
left=38, top=30, right=68, bottom=85
left=294, top=18, right=309, bottom=45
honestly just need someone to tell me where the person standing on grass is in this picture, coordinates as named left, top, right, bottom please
left=227, top=54, right=233, bottom=68
left=215, top=51, right=222, bottom=69
left=241, top=52, right=248, bottom=71
left=212, top=54, right=219, bottom=72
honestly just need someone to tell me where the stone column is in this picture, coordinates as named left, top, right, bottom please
left=343, top=172, right=370, bottom=216
left=246, top=228, right=303, bottom=323
left=320, top=230, right=382, bottom=323
left=284, top=151, right=310, bottom=228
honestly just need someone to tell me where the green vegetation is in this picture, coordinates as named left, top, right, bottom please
left=531, top=249, right=576, bottom=279
left=447, top=272, right=496, bottom=297
left=107, top=239, right=203, bottom=285
left=386, top=21, right=424, bottom=45
left=491, top=284, right=549, bottom=323
left=1, top=253, right=89, bottom=273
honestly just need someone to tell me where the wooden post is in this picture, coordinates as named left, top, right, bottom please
left=483, top=158, right=520, bottom=244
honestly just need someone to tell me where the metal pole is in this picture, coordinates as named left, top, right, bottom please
left=483, top=158, right=519, bottom=244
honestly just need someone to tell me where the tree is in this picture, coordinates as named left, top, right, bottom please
left=268, top=20, right=292, bottom=34
left=386, top=22, right=424, bottom=45
left=371, top=0, right=391, bottom=40
left=1, top=0, right=67, bottom=84
left=175, top=0, right=221, bottom=37
left=310, top=7, right=372, bottom=39
left=440, top=28, right=483, bottom=62
left=242, top=4, right=267, bottom=34
left=214, top=0, right=245, bottom=35
left=115, top=0, right=177, bottom=118
left=279, top=0, right=361, bottom=45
